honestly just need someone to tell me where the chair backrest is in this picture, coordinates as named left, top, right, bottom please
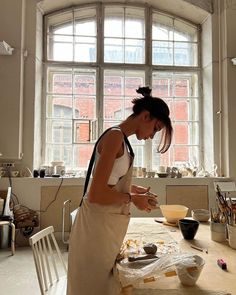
left=29, top=226, right=67, bottom=294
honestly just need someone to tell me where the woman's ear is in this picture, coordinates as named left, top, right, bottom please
left=141, top=110, right=151, bottom=121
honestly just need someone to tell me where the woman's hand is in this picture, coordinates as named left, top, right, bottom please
left=131, top=192, right=158, bottom=212
left=131, top=185, right=150, bottom=194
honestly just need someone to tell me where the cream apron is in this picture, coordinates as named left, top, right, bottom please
left=67, top=129, right=134, bottom=295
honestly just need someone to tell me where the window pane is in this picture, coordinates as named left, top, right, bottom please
left=73, top=70, right=96, bottom=119
left=104, top=70, right=145, bottom=121
left=74, top=71, right=96, bottom=94
left=133, top=145, right=144, bottom=167
left=73, top=144, right=94, bottom=169
left=152, top=13, right=173, bottom=40
left=152, top=41, right=173, bottom=65
left=104, top=74, right=123, bottom=95
left=174, top=19, right=198, bottom=42
left=75, top=36, right=96, bottom=62
left=47, top=69, right=72, bottom=94
left=173, top=122, right=199, bottom=145
left=125, top=7, right=145, bottom=38
left=48, top=35, right=73, bottom=61
left=152, top=71, right=200, bottom=168
left=174, top=42, right=198, bottom=66
left=74, top=96, right=96, bottom=119
left=47, top=11, right=73, bottom=35
left=152, top=72, right=199, bottom=98
left=46, top=95, right=73, bottom=119
left=104, top=98, right=123, bottom=120
left=125, top=39, right=144, bottom=63
left=104, top=6, right=145, bottom=64
left=46, top=8, right=97, bottom=62
left=152, top=12, right=198, bottom=66
left=124, top=99, right=133, bottom=118
left=46, top=119, right=72, bottom=144
left=172, top=98, right=199, bottom=121
left=74, top=7, right=96, bottom=36
left=74, top=120, right=90, bottom=143
left=46, top=144, right=73, bottom=167
left=153, top=144, right=199, bottom=169
left=124, top=77, right=144, bottom=96
left=104, top=38, right=124, bottom=63
left=104, top=7, right=124, bottom=37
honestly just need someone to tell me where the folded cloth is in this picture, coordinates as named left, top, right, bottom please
left=132, top=289, right=231, bottom=295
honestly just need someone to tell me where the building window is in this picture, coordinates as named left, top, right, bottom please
left=44, top=4, right=200, bottom=172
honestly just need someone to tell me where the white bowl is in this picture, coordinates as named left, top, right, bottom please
left=191, top=209, right=210, bottom=222
left=160, top=204, right=189, bottom=224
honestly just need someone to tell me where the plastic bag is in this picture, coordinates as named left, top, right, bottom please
left=117, top=253, right=205, bottom=289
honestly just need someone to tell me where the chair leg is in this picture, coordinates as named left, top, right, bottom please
left=10, top=222, right=15, bottom=255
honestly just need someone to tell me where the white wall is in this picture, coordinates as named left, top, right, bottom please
left=0, top=0, right=39, bottom=169
left=0, top=175, right=230, bottom=214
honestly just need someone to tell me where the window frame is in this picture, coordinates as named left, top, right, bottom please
left=42, top=3, right=202, bottom=171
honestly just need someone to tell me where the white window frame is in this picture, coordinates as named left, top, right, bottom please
left=42, top=3, right=202, bottom=172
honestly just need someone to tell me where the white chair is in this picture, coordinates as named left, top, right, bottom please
left=29, top=226, right=67, bottom=295
left=0, top=220, right=15, bottom=255
left=0, top=187, right=15, bottom=255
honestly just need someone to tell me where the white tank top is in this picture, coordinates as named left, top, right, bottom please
left=93, top=130, right=131, bottom=185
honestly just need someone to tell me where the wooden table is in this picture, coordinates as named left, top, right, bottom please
left=120, top=218, right=236, bottom=295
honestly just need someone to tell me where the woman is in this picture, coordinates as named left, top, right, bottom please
left=67, top=87, right=173, bottom=295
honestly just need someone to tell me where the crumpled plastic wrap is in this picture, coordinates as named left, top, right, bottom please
left=117, top=253, right=205, bottom=288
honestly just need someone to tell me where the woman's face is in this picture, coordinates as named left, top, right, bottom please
left=136, top=112, right=164, bottom=140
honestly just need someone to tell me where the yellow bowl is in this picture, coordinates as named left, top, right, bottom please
left=160, top=204, right=189, bottom=224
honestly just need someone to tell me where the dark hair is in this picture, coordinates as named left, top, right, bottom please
left=132, top=86, right=173, bottom=153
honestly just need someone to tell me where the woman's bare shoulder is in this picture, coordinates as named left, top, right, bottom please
left=101, top=128, right=123, bottom=144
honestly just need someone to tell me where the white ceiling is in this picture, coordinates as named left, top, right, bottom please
left=37, top=0, right=212, bottom=24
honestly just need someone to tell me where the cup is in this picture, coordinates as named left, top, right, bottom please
left=158, top=165, right=166, bottom=173
left=0, top=170, right=5, bottom=177
left=179, top=219, right=199, bottom=240
left=10, top=170, right=19, bottom=177
left=56, top=165, right=66, bottom=176
left=176, top=255, right=205, bottom=286
left=210, top=221, right=227, bottom=242
left=132, top=167, right=138, bottom=177
left=227, top=224, right=236, bottom=249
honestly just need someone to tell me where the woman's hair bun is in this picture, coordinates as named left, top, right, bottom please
left=136, top=86, right=152, bottom=97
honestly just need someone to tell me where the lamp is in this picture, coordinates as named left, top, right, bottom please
left=0, top=41, right=14, bottom=55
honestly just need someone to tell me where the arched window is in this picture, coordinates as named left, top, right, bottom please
left=44, top=3, right=200, bottom=171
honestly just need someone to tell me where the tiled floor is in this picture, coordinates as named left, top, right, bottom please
left=0, top=242, right=68, bottom=295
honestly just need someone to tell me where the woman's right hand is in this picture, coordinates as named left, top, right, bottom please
left=131, top=192, right=158, bottom=212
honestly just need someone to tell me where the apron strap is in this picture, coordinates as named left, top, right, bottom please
left=122, top=132, right=134, bottom=158
left=80, top=126, right=134, bottom=206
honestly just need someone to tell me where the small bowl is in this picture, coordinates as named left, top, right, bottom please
left=191, top=209, right=210, bottom=222
left=157, top=173, right=169, bottom=178
left=160, top=204, right=189, bottom=224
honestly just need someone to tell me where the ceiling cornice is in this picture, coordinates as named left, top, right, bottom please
left=182, top=0, right=213, bottom=13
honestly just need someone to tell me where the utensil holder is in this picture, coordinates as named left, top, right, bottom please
left=210, top=221, right=227, bottom=242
